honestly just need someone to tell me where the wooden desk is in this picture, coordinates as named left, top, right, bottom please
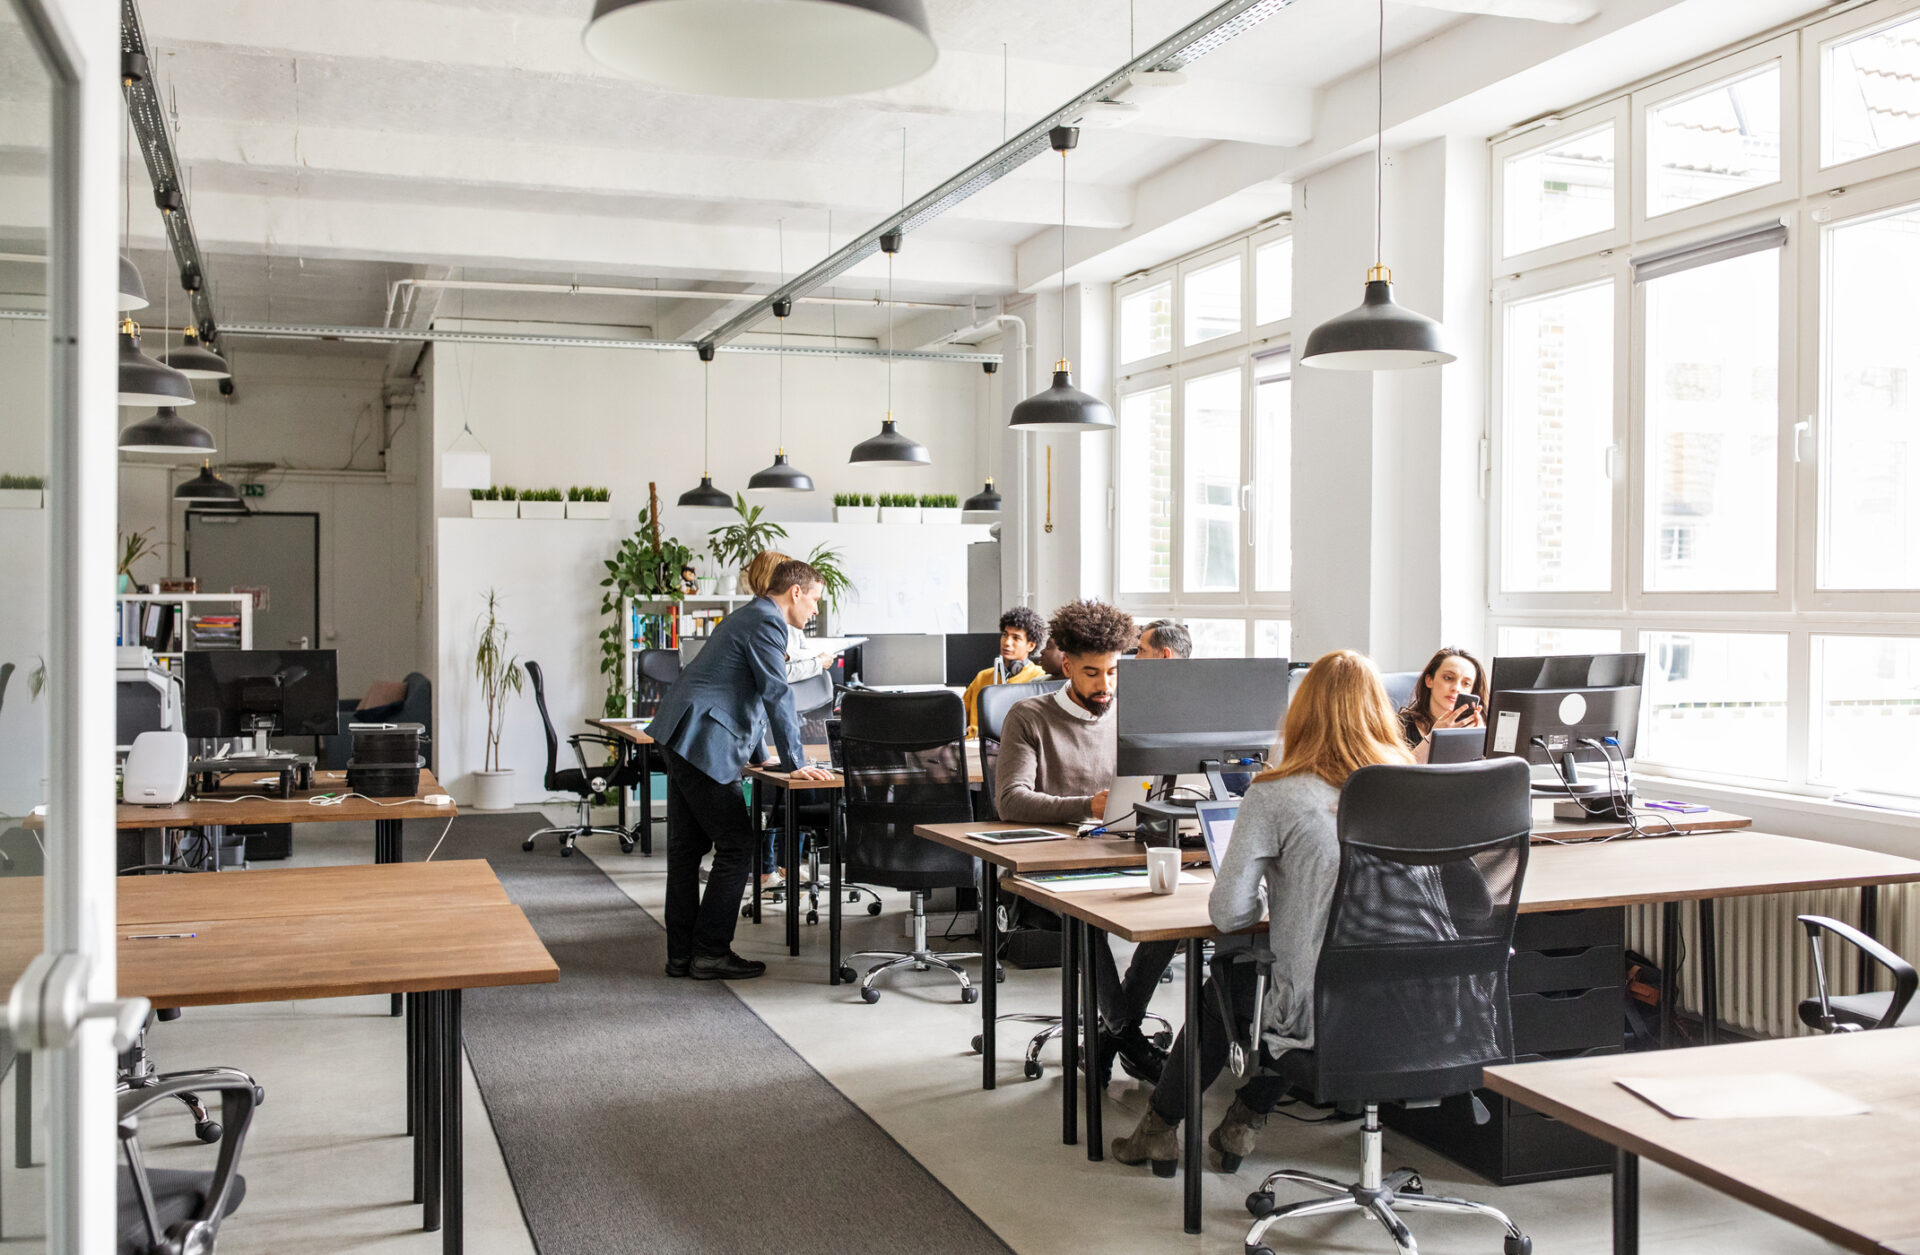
left=1531, top=801, right=1749, bottom=841
left=116, top=860, right=509, bottom=925
left=1485, top=1030, right=1920, bottom=1255
left=586, top=719, right=659, bottom=854
left=113, top=767, right=455, bottom=866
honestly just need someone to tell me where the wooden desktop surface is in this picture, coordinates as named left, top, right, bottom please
left=1531, top=801, right=1748, bottom=839
left=1485, top=1030, right=1920, bottom=1255
left=588, top=718, right=653, bottom=746
left=914, top=822, right=1210, bottom=873
left=747, top=742, right=985, bottom=790
left=112, top=768, right=454, bottom=829
left=117, top=859, right=508, bottom=924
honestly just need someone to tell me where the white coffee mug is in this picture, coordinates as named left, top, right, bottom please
left=1145, top=846, right=1180, bottom=895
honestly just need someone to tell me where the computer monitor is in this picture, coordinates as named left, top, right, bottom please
left=1115, top=657, right=1289, bottom=778
left=183, top=649, right=340, bottom=740
left=1486, top=652, right=1645, bottom=767
left=857, top=634, right=946, bottom=686
left=944, top=632, right=1003, bottom=686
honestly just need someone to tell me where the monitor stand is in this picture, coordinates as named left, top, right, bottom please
left=1135, top=774, right=1204, bottom=849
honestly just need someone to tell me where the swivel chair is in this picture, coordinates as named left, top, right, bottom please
left=753, top=671, right=880, bottom=923
left=118, top=1065, right=260, bottom=1255
left=1796, top=914, right=1919, bottom=1032
left=522, top=660, right=644, bottom=857
left=837, top=690, right=980, bottom=1004
left=634, top=648, right=680, bottom=717
left=1238, top=758, right=1535, bottom=1255
left=1379, top=669, right=1422, bottom=713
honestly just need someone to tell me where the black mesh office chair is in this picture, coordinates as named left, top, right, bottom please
left=634, top=648, right=680, bottom=717
left=973, top=679, right=1064, bottom=822
left=118, top=1066, right=259, bottom=1255
left=522, top=660, right=644, bottom=857
left=1796, top=914, right=1919, bottom=1032
left=753, top=671, right=880, bottom=923
left=1239, top=758, right=1534, bottom=1255
left=838, top=690, right=980, bottom=1004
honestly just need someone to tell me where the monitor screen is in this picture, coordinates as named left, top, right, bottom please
left=183, top=649, right=340, bottom=738
left=857, top=634, right=946, bottom=687
left=944, top=632, right=1003, bottom=686
left=1486, top=652, right=1645, bottom=765
left=1115, top=657, right=1289, bottom=778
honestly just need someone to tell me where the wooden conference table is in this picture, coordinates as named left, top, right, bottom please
left=1486, top=1029, right=1920, bottom=1255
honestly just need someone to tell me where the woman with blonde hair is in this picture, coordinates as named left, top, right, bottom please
left=1112, top=649, right=1413, bottom=1177
left=741, top=550, right=825, bottom=683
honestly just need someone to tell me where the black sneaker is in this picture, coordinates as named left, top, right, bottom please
left=664, top=957, right=691, bottom=978
left=1108, top=1022, right=1168, bottom=1084
left=690, top=951, right=768, bottom=981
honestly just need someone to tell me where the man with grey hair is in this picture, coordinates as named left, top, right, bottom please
left=1136, top=619, right=1192, bottom=660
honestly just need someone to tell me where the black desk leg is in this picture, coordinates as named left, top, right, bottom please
left=1081, top=919, right=1102, bottom=1161
left=829, top=798, right=844, bottom=985
left=1612, top=1148, right=1639, bottom=1255
left=442, top=989, right=464, bottom=1255
left=785, top=788, right=800, bottom=957
left=1860, top=884, right=1880, bottom=992
left=1660, top=902, right=1681, bottom=1048
left=1698, top=898, right=1718, bottom=1045
left=1061, top=916, right=1078, bottom=1146
left=421, top=991, right=442, bottom=1232
left=409, top=992, right=423, bottom=1202
left=379, top=817, right=405, bottom=1016
left=1184, top=937, right=1203, bottom=1235
left=979, top=858, right=998, bottom=1090
left=750, top=784, right=764, bottom=925
left=639, top=745, right=655, bottom=856
left=15, top=1052, right=30, bottom=1168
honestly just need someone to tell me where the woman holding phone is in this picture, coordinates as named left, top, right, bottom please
left=1398, top=646, right=1489, bottom=762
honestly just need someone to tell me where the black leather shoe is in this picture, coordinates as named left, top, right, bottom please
left=690, top=951, right=768, bottom=981
left=664, top=957, right=691, bottom=978
left=1109, top=1022, right=1168, bottom=1084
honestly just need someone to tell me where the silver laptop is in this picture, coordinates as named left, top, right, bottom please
left=1427, top=726, right=1488, bottom=764
left=1192, top=798, right=1241, bottom=871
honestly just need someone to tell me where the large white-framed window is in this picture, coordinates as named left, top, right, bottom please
left=1490, top=0, right=1920, bottom=802
left=1113, top=223, right=1292, bottom=658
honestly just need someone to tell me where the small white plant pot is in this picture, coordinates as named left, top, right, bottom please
left=713, top=572, right=739, bottom=596
left=519, top=500, right=565, bottom=520
left=921, top=507, right=961, bottom=524
left=566, top=500, right=612, bottom=520
left=834, top=506, right=879, bottom=524
left=879, top=506, right=921, bottom=524
left=696, top=576, right=720, bottom=596
left=472, top=769, right=515, bottom=810
left=471, top=500, right=517, bottom=519
left=0, top=489, right=44, bottom=509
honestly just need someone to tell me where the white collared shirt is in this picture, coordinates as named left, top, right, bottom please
left=1054, top=683, right=1101, bottom=722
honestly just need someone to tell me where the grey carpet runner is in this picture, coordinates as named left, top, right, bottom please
left=437, top=813, right=1013, bottom=1255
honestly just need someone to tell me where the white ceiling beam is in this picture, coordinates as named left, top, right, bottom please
left=1393, top=0, right=1600, bottom=22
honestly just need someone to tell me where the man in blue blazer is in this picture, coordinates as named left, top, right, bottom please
left=652, top=558, right=834, bottom=979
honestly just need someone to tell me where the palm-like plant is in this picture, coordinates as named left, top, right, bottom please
left=474, top=590, right=524, bottom=773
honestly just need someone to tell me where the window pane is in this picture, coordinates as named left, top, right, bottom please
left=1119, top=280, right=1172, bottom=364
left=1187, top=619, right=1246, bottom=659
left=1812, top=635, right=1920, bottom=795
left=1503, top=123, right=1616, bottom=257
left=1821, top=203, right=1920, bottom=589
left=1116, top=387, right=1173, bottom=594
left=1500, top=282, right=1614, bottom=592
left=1183, top=256, right=1241, bottom=347
left=1646, top=62, right=1782, bottom=218
left=1495, top=626, right=1624, bottom=657
left=1253, top=620, right=1291, bottom=661
left=1183, top=369, right=1242, bottom=593
left=1254, top=237, right=1292, bottom=325
left=1254, top=364, right=1290, bottom=592
left=1823, top=13, right=1920, bottom=168
left=1643, top=249, right=1779, bottom=591
left=1641, top=630, right=1787, bottom=779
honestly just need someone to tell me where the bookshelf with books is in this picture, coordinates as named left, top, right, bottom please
left=620, top=594, right=752, bottom=717
left=115, top=593, right=254, bottom=662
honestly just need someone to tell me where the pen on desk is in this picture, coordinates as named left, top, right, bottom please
left=126, top=932, right=197, bottom=940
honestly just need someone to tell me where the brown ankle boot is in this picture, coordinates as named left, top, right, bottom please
left=1208, top=1097, right=1265, bottom=1172
left=1111, top=1107, right=1179, bottom=1178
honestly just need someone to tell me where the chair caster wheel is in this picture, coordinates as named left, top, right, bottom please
left=1246, top=1190, right=1275, bottom=1218
left=193, top=1120, right=221, bottom=1144
left=846, top=892, right=859, bottom=903
left=970, top=1034, right=983, bottom=1054
left=1401, top=1173, right=1424, bottom=1194
left=520, top=839, right=536, bottom=852
left=1024, top=1060, right=1044, bottom=1080
left=960, top=986, right=978, bottom=1004
left=1151, top=1029, right=1172, bottom=1049
left=620, top=839, right=636, bottom=854
left=1248, top=1246, right=1276, bottom=1255
left=838, top=966, right=857, bottom=984
left=866, top=902, right=882, bottom=915
left=741, top=905, right=754, bottom=919
left=860, top=987, right=880, bottom=1004
left=806, top=910, right=819, bottom=925
left=1503, top=1237, right=1532, bottom=1255
left=996, top=967, right=1006, bottom=983
left=560, top=845, right=574, bottom=858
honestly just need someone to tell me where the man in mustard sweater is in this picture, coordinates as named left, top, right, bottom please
left=961, top=605, right=1050, bottom=736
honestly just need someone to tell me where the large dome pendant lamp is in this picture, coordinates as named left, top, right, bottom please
left=848, top=230, right=932, bottom=466
left=677, top=343, right=734, bottom=508
left=1299, top=0, right=1454, bottom=372
left=160, top=325, right=231, bottom=380
left=119, top=406, right=214, bottom=456
left=748, top=224, right=815, bottom=492
left=963, top=361, right=1002, bottom=512
left=583, top=0, right=936, bottom=100
left=118, top=320, right=196, bottom=407
left=1010, top=127, right=1113, bottom=432
left=174, top=460, right=239, bottom=506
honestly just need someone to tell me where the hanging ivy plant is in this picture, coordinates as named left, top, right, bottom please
left=597, top=485, right=693, bottom=717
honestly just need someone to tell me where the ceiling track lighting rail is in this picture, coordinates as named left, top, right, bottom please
left=697, top=0, right=1297, bottom=351
left=120, top=0, right=219, bottom=349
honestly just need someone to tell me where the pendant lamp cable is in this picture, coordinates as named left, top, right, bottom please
left=1059, top=142, right=1068, bottom=358
left=777, top=218, right=785, bottom=450
left=702, top=354, right=710, bottom=473
left=1375, top=0, right=1384, bottom=271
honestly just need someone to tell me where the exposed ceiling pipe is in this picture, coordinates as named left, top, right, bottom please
left=381, top=276, right=969, bottom=328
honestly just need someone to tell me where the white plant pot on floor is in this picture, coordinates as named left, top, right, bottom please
left=472, top=769, right=516, bottom=810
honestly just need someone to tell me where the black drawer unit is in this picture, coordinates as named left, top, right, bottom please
left=1382, top=906, right=1626, bottom=1184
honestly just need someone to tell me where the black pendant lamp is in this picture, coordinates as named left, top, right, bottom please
left=174, top=460, right=239, bottom=505
left=160, top=325, right=231, bottom=380
left=964, top=362, right=1002, bottom=511
left=849, top=231, right=932, bottom=467
left=1010, top=127, right=1114, bottom=432
left=118, top=320, right=196, bottom=407
left=1299, top=1, right=1454, bottom=372
left=747, top=238, right=814, bottom=492
left=584, top=0, right=936, bottom=99
left=118, top=253, right=148, bottom=312
left=119, top=406, right=215, bottom=456
left=678, top=344, right=734, bottom=508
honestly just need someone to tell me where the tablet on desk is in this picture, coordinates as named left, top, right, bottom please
left=968, top=828, right=1070, bottom=845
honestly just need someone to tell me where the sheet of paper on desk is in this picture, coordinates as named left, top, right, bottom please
left=812, top=635, right=866, bottom=656
left=1615, top=1073, right=1870, bottom=1119
left=1023, top=869, right=1206, bottom=892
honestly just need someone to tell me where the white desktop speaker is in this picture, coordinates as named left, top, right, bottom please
left=123, top=730, right=189, bottom=806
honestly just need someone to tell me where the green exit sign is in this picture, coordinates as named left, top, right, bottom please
left=242, top=483, right=265, bottom=498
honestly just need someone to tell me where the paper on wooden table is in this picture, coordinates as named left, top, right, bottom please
left=1616, top=1073, right=1870, bottom=1119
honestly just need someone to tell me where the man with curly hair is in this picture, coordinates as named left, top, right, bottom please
left=994, top=598, right=1177, bottom=1082
left=961, top=605, right=1050, bottom=736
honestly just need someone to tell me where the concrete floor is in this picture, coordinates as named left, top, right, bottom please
left=2, top=807, right=1848, bottom=1253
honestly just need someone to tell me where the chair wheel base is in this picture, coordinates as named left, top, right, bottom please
left=1246, top=1190, right=1274, bottom=1218
left=860, top=987, right=881, bottom=1004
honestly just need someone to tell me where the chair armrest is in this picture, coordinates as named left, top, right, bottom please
left=1207, top=949, right=1274, bottom=1078
left=565, top=732, right=620, bottom=780
left=120, top=1067, right=260, bottom=1239
left=1798, top=914, right=1919, bottom=1030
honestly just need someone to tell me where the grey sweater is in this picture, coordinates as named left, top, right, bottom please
left=994, top=692, right=1114, bottom=824
left=1209, top=773, right=1342, bottom=1057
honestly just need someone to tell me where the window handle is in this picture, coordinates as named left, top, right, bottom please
left=1604, top=444, right=1623, bottom=481
left=1793, top=418, right=1813, bottom=464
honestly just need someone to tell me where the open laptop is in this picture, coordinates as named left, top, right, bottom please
left=1427, top=726, right=1488, bottom=765
left=1192, top=798, right=1240, bottom=871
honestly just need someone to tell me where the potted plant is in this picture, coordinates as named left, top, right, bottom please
left=921, top=492, right=961, bottom=523
left=472, top=588, right=523, bottom=810
left=832, top=491, right=878, bottom=524
left=117, top=527, right=165, bottom=593
left=566, top=485, right=612, bottom=520
left=804, top=542, right=855, bottom=632
left=520, top=486, right=566, bottom=520
left=471, top=485, right=517, bottom=519
left=0, top=473, right=45, bottom=509
left=598, top=489, right=693, bottom=716
left=706, top=493, right=788, bottom=595
left=878, top=492, right=919, bottom=524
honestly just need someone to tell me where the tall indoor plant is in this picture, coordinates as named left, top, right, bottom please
left=473, top=588, right=523, bottom=809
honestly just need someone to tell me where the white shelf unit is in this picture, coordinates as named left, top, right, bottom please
left=116, top=592, right=254, bottom=659
left=620, top=594, right=753, bottom=717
